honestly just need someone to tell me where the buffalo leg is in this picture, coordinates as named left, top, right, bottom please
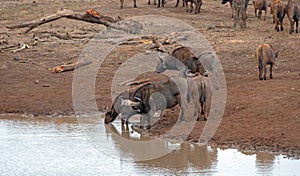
left=177, top=95, right=187, bottom=122
left=147, top=114, right=151, bottom=129
left=270, top=64, right=273, bottom=79
left=258, top=66, right=263, bottom=80
left=263, top=65, right=267, bottom=80
left=140, top=116, right=146, bottom=129
left=148, top=0, right=150, bottom=5
left=280, top=20, right=284, bottom=31
left=133, top=0, right=137, bottom=8
left=120, top=0, right=124, bottom=9
left=195, top=1, right=201, bottom=14
left=258, top=9, right=262, bottom=19
left=290, top=20, right=294, bottom=34
left=175, top=0, right=179, bottom=7
left=203, top=102, right=208, bottom=121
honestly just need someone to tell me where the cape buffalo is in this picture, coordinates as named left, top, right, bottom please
left=270, top=0, right=286, bottom=31
left=254, top=0, right=268, bottom=20
left=255, top=43, right=279, bottom=80
left=120, top=78, right=191, bottom=129
left=155, top=46, right=219, bottom=89
left=190, top=75, right=212, bottom=121
left=104, top=91, right=137, bottom=125
left=286, top=0, right=299, bottom=34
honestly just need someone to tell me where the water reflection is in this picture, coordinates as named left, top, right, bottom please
left=0, top=115, right=299, bottom=176
left=242, top=151, right=275, bottom=174
left=105, top=122, right=217, bottom=171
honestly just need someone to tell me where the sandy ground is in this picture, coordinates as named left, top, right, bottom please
left=0, top=0, right=299, bottom=157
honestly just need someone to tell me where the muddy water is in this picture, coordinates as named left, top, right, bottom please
left=0, top=115, right=299, bottom=176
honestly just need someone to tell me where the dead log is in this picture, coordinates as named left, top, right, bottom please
left=52, top=60, right=92, bottom=73
left=6, top=9, right=128, bottom=33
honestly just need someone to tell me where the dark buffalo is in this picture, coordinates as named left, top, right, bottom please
left=120, top=78, right=190, bottom=129
left=104, top=91, right=137, bottom=125
left=185, top=0, right=202, bottom=14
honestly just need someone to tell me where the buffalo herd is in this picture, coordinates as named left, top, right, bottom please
left=105, top=0, right=298, bottom=129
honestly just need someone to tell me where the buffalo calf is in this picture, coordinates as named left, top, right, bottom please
left=190, top=76, right=212, bottom=121
left=255, top=44, right=279, bottom=80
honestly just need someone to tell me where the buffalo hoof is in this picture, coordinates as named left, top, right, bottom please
left=259, top=78, right=264, bottom=80
left=146, top=125, right=151, bottom=130
left=270, top=74, right=273, bottom=79
left=204, top=117, right=207, bottom=121
left=196, top=117, right=200, bottom=121
left=134, top=5, right=137, bottom=8
left=263, top=77, right=267, bottom=80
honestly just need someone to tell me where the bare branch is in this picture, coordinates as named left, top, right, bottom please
left=6, top=9, right=123, bottom=33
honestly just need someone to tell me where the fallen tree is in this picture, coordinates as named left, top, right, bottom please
left=6, top=9, right=128, bottom=33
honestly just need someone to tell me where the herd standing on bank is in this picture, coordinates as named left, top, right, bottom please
left=104, top=0, right=298, bottom=127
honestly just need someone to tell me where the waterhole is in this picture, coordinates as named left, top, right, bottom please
left=0, top=115, right=298, bottom=175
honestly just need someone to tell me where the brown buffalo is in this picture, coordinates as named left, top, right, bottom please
left=270, top=0, right=286, bottom=31
left=254, top=0, right=268, bottom=20
left=156, top=46, right=207, bottom=77
left=190, top=75, right=212, bottom=121
left=286, top=0, right=300, bottom=34
left=255, top=43, right=279, bottom=80
left=156, top=46, right=220, bottom=90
